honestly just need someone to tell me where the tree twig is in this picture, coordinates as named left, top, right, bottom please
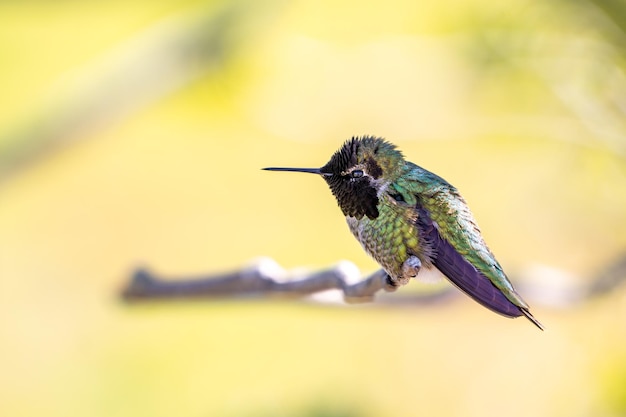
left=121, top=258, right=457, bottom=306
left=120, top=252, right=626, bottom=308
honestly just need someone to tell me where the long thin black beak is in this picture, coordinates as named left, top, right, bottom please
left=263, top=167, right=329, bottom=176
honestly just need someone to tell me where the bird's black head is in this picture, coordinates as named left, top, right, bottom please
left=317, top=136, right=386, bottom=219
left=264, top=135, right=404, bottom=220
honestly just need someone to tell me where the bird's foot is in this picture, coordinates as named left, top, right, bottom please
left=384, top=274, right=399, bottom=292
left=402, top=255, right=422, bottom=280
left=383, top=257, right=422, bottom=290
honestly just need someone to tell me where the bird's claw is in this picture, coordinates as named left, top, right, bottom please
left=402, top=255, right=422, bottom=280
left=384, top=274, right=401, bottom=292
left=383, top=256, right=422, bottom=290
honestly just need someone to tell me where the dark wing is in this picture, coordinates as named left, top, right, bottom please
left=416, top=207, right=523, bottom=318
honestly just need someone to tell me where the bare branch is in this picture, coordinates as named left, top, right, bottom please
left=120, top=252, right=626, bottom=308
left=121, top=258, right=457, bottom=306
left=587, top=251, right=626, bottom=298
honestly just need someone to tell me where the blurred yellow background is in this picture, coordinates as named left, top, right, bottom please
left=1, top=0, right=626, bottom=416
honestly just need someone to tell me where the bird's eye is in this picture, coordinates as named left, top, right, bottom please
left=350, top=169, right=364, bottom=178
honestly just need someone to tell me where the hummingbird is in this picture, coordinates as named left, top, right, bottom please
left=263, top=136, right=543, bottom=330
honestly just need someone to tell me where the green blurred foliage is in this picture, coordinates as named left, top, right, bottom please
left=1, top=0, right=625, bottom=416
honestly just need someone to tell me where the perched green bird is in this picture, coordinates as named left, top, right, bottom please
left=264, top=136, right=543, bottom=330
